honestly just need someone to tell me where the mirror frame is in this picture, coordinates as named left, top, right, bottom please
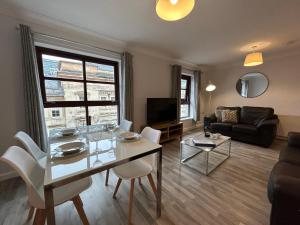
left=236, top=72, right=269, bottom=98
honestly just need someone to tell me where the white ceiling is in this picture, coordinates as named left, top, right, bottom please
left=1, top=0, right=300, bottom=66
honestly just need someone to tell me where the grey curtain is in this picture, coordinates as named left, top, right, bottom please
left=171, top=65, right=182, bottom=122
left=121, top=52, right=134, bottom=129
left=192, top=70, right=202, bottom=122
left=20, top=24, right=48, bottom=152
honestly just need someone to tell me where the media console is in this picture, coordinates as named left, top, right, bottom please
left=150, top=122, right=183, bottom=144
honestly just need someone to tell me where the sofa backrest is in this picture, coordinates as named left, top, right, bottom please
left=240, top=106, right=274, bottom=126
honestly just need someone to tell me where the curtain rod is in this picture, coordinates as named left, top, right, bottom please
left=16, top=26, right=122, bottom=55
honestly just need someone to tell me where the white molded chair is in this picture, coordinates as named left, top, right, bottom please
left=14, top=131, right=47, bottom=168
left=0, top=146, right=92, bottom=225
left=119, top=119, right=133, bottom=132
left=112, top=126, right=161, bottom=225
left=105, top=119, right=133, bottom=186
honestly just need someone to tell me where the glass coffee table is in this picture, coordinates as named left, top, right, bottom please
left=180, top=133, right=231, bottom=175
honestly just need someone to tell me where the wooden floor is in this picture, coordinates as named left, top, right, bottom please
left=0, top=130, right=284, bottom=225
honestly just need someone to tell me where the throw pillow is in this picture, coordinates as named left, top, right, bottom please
left=221, top=110, right=238, bottom=123
left=215, top=109, right=223, bottom=122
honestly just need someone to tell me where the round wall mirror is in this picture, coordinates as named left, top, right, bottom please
left=236, top=72, right=268, bottom=98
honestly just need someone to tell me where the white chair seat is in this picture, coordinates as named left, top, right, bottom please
left=52, top=177, right=92, bottom=208
left=33, top=177, right=92, bottom=209
left=113, top=159, right=153, bottom=180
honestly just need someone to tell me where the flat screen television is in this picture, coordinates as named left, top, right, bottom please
left=147, top=98, right=177, bottom=125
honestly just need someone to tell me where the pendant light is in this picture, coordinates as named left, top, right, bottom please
left=156, top=0, right=195, bottom=21
left=244, top=46, right=264, bottom=67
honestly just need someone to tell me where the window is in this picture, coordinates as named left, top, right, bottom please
left=36, top=47, right=119, bottom=133
left=180, top=75, right=191, bottom=118
left=51, top=109, right=60, bottom=118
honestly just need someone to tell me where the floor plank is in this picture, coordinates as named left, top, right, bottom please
left=0, top=130, right=283, bottom=225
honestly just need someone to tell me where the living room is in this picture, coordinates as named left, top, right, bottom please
left=0, top=1, right=300, bottom=225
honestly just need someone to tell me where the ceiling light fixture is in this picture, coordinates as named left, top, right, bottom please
left=156, top=0, right=195, bottom=21
left=244, top=46, right=264, bottom=67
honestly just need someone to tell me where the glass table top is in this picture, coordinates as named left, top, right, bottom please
left=181, top=133, right=231, bottom=152
left=44, top=125, right=161, bottom=186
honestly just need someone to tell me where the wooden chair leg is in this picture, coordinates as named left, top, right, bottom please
left=113, top=178, right=122, bottom=199
left=147, top=174, right=157, bottom=198
left=27, top=206, right=35, bottom=221
left=72, top=195, right=90, bottom=225
left=128, top=178, right=135, bottom=225
left=105, top=169, right=110, bottom=186
left=33, top=209, right=46, bottom=225
left=138, top=177, right=142, bottom=185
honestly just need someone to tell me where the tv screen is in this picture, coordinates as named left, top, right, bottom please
left=147, top=98, right=177, bottom=125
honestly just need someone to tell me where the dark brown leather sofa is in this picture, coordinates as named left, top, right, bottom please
left=268, top=132, right=300, bottom=225
left=204, top=106, right=279, bottom=147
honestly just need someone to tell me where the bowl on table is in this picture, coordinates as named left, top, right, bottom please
left=118, top=132, right=140, bottom=141
left=56, top=141, right=85, bottom=155
left=60, top=128, right=77, bottom=136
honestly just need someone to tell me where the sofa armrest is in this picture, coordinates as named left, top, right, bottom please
left=257, top=119, right=279, bottom=128
left=271, top=176, right=300, bottom=225
left=288, top=132, right=300, bottom=148
left=273, top=176, right=300, bottom=202
left=204, top=114, right=217, bottom=129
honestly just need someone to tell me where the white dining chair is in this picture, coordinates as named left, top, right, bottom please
left=119, top=119, right=133, bottom=132
left=0, top=146, right=92, bottom=225
left=105, top=119, right=133, bottom=186
left=14, top=131, right=47, bottom=168
left=112, top=126, right=161, bottom=225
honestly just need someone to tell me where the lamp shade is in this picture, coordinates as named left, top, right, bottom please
left=244, top=52, right=263, bottom=67
left=205, top=83, right=216, bottom=92
left=156, top=0, right=195, bottom=21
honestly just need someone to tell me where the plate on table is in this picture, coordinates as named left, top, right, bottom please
left=55, top=141, right=85, bottom=155
left=118, top=132, right=140, bottom=141
left=60, top=128, right=78, bottom=137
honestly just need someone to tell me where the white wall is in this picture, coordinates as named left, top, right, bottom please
left=0, top=13, right=204, bottom=179
left=0, top=15, right=25, bottom=179
left=207, top=52, right=300, bottom=137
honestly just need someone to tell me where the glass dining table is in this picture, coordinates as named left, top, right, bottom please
left=44, top=125, right=163, bottom=225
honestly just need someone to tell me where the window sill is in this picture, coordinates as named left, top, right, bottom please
left=180, top=117, right=193, bottom=121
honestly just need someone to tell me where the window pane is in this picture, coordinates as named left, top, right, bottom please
left=181, top=90, right=186, bottom=99
left=181, top=79, right=187, bottom=89
left=88, top=106, right=118, bottom=125
left=86, top=62, right=115, bottom=82
left=44, top=107, right=86, bottom=134
left=42, top=54, right=83, bottom=80
left=86, top=83, right=115, bottom=101
left=181, top=104, right=189, bottom=118
left=45, top=80, right=84, bottom=102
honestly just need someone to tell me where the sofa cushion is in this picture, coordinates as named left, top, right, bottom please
left=221, top=110, right=238, bottom=123
left=210, top=123, right=232, bottom=132
left=267, top=162, right=300, bottom=203
left=240, top=106, right=274, bottom=126
left=279, top=146, right=300, bottom=166
left=216, top=106, right=241, bottom=122
left=232, top=124, right=258, bottom=135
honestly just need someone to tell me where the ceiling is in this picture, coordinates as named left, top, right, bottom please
left=1, top=0, right=300, bottom=66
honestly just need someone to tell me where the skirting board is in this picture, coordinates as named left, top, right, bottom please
left=183, top=123, right=203, bottom=133
left=0, top=171, right=18, bottom=182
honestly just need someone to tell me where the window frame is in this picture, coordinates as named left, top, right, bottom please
left=35, top=46, right=120, bottom=125
left=51, top=109, right=60, bottom=118
left=180, top=74, right=191, bottom=119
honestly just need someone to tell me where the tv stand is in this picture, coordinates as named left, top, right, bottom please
left=150, top=122, right=183, bottom=144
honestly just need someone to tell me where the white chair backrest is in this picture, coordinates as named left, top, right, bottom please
left=0, top=146, right=45, bottom=208
left=119, top=119, right=133, bottom=131
left=140, top=127, right=161, bottom=169
left=14, top=131, right=46, bottom=162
